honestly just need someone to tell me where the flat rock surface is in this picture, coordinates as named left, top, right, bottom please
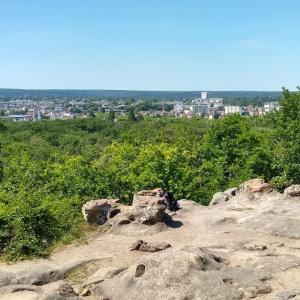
left=1, top=189, right=300, bottom=299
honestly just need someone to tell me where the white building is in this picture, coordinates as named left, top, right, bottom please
left=190, top=104, right=209, bottom=115
left=174, top=104, right=184, bottom=113
left=201, top=91, right=208, bottom=100
left=209, top=98, right=223, bottom=108
left=264, top=102, right=279, bottom=114
left=224, top=105, right=242, bottom=115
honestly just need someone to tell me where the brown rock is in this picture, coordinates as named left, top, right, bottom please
left=132, top=188, right=168, bottom=224
left=82, top=199, right=120, bottom=225
left=240, top=179, right=273, bottom=194
left=129, top=240, right=171, bottom=252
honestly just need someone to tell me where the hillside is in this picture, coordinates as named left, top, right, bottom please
left=1, top=181, right=300, bottom=299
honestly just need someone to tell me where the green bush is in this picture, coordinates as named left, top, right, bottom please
left=0, top=91, right=299, bottom=260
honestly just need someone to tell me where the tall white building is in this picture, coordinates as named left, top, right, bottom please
left=224, top=105, right=242, bottom=115
left=201, top=91, right=208, bottom=100
left=190, top=104, right=209, bottom=115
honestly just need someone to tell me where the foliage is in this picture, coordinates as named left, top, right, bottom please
left=0, top=90, right=299, bottom=260
left=272, top=88, right=300, bottom=188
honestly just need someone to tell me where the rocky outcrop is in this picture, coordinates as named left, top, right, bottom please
left=284, top=184, right=300, bottom=197
left=91, top=246, right=272, bottom=300
left=3, top=180, right=300, bottom=300
left=210, top=179, right=273, bottom=206
left=82, top=189, right=178, bottom=230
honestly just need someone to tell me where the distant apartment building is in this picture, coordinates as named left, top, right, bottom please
left=224, top=105, right=242, bottom=115
left=5, top=115, right=32, bottom=121
left=190, top=104, right=209, bottom=115
left=209, top=98, right=223, bottom=108
left=174, top=104, right=184, bottom=112
left=263, top=102, right=279, bottom=114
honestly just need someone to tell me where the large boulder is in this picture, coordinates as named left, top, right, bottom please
left=82, top=199, right=120, bottom=225
left=284, top=184, right=300, bottom=197
left=131, top=188, right=168, bottom=224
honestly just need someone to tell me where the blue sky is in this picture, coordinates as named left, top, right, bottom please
left=0, top=0, right=299, bottom=90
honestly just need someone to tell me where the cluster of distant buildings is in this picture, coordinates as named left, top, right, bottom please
left=173, top=92, right=280, bottom=119
left=0, top=92, right=280, bottom=122
left=0, top=100, right=76, bottom=122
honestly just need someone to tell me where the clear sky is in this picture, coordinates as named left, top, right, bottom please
left=0, top=0, right=299, bottom=90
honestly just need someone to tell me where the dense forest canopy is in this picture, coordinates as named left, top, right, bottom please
left=0, top=89, right=299, bottom=261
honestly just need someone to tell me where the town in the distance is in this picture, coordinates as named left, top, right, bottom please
left=0, top=90, right=280, bottom=122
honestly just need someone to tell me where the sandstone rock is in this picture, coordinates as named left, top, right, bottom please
left=276, top=289, right=300, bottom=300
left=4, top=183, right=300, bottom=300
left=0, top=285, right=41, bottom=295
left=108, top=210, right=135, bottom=228
left=284, top=184, right=300, bottom=197
left=239, top=178, right=273, bottom=194
left=224, top=187, right=238, bottom=197
left=243, top=243, right=267, bottom=251
left=0, top=282, right=83, bottom=300
left=41, top=280, right=78, bottom=297
left=210, top=188, right=238, bottom=206
left=0, top=291, right=39, bottom=300
left=82, top=199, right=120, bottom=225
left=0, top=270, right=14, bottom=288
left=91, top=246, right=271, bottom=300
left=129, top=240, right=171, bottom=252
left=210, top=192, right=229, bottom=206
left=82, top=189, right=177, bottom=229
left=131, top=188, right=168, bottom=224
left=236, top=192, right=300, bottom=239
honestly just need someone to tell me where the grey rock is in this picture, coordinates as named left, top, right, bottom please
left=131, top=188, right=168, bottom=224
left=0, top=270, right=14, bottom=288
left=40, top=280, right=82, bottom=300
left=224, top=187, right=238, bottom=197
left=210, top=188, right=238, bottom=206
left=251, top=254, right=300, bottom=274
left=275, top=289, right=300, bottom=300
left=91, top=246, right=271, bottom=300
left=0, top=284, right=41, bottom=294
left=284, top=184, right=300, bottom=197
left=209, top=192, right=229, bottom=206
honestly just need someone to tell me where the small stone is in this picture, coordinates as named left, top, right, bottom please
left=129, top=240, right=171, bottom=252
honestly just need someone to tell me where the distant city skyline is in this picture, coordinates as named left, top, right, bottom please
left=0, top=0, right=299, bottom=90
